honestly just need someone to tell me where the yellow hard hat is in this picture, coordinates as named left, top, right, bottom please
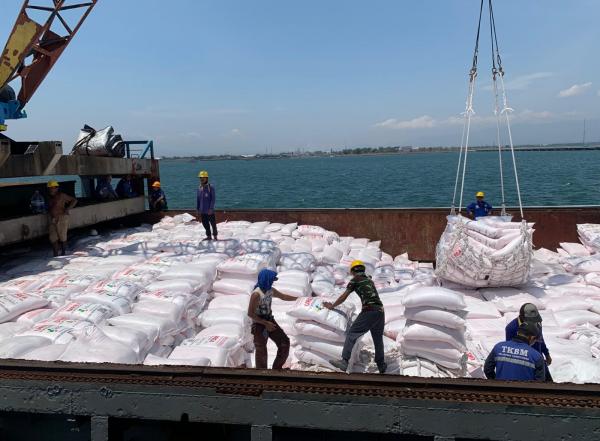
left=47, top=180, right=59, bottom=188
left=476, top=191, right=485, bottom=197
left=198, top=170, right=208, bottom=178
left=151, top=181, right=161, bottom=188
left=350, top=260, right=365, bottom=270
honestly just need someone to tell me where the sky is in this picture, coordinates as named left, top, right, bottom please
left=1, top=0, right=599, bottom=155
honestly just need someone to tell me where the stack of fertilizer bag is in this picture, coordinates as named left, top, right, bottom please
left=443, top=222, right=600, bottom=384
left=187, top=238, right=280, bottom=368
left=527, top=229, right=600, bottom=383
left=0, top=214, right=217, bottom=365
left=435, top=215, right=534, bottom=287
left=0, top=215, right=438, bottom=375
left=394, top=286, right=468, bottom=377
left=7, top=213, right=599, bottom=383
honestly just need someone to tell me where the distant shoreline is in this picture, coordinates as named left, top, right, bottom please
left=162, top=143, right=600, bottom=162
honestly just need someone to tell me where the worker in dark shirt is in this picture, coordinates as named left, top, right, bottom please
left=116, top=175, right=138, bottom=198
left=324, top=260, right=386, bottom=374
left=506, top=303, right=552, bottom=382
left=484, top=320, right=545, bottom=382
left=467, top=191, right=492, bottom=219
left=197, top=170, right=217, bottom=240
left=95, top=175, right=118, bottom=201
left=149, top=181, right=167, bottom=211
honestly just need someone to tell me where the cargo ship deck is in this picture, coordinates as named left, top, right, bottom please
left=0, top=206, right=599, bottom=440
left=0, top=359, right=598, bottom=441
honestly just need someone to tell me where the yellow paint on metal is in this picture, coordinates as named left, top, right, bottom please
left=0, top=124, right=7, bottom=132
left=0, top=17, right=41, bottom=88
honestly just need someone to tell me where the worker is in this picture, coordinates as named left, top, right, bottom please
left=149, top=181, right=168, bottom=212
left=46, top=180, right=77, bottom=256
left=506, top=303, right=552, bottom=382
left=248, top=269, right=297, bottom=369
left=116, top=175, right=138, bottom=198
left=30, top=190, right=47, bottom=214
left=324, top=260, right=387, bottom=374
left=197, top=170, right=217, bottom=240
left=466, top=191, right=492, bottom=219
left=484, top=320, right=545, bottom=382
left=95, top=175, right=118, bottom=201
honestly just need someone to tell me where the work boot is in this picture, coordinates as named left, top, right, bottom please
left=330, top=358, right=349, bottom=373
left=60, top=242, right=66, bottom=256
left=377, top=362, right=388, bottom=374
left=202, top=237, right=212, bottom=241
left=52, top=242, right=60, bottom=257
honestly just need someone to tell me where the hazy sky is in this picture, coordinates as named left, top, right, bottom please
left=2, top=0, right=599, bottom=155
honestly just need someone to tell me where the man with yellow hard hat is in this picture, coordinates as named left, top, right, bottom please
left=197, top=170, right=218, bottom=240
left=324, top=260, right=386, bottom=374
left=467, top=191, right=493, bottom=219
left=149, top=181, right=167, bottom=212
left=46, top=180, right=77, bottom=256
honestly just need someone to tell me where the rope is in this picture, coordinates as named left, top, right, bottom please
left=489, top=0, right=524, bottom=218
left=458, top=78, right=476, bottom=213
left=499, top=72, right=524, bottom=218
left=492, top=73, right=507, bottom=216
left=453, top=0, right=484, bottom=214
left=450, top=114, right=468, bottom=215
left=452, top=0, right=524, bottom=218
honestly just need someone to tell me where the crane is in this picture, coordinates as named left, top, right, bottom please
left=0, top=0, right=98, bottom=132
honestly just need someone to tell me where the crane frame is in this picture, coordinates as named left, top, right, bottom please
left=0, top=0, right=98, bottom=131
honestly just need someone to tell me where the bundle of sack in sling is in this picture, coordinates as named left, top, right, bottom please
left=435, top=215, right=534, bottom=287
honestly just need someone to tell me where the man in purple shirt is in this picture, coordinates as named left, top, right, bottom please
left=197, top=170, right=218, bottom=240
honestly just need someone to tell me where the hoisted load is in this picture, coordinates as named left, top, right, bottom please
left=436, top=215, right=533, bottom=287
left=435, top=0, right=533, bottom=288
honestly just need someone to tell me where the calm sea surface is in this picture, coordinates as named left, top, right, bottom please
left=157, top=151, right=599, bottom=209
left=4, top=151, right=598, bottom=209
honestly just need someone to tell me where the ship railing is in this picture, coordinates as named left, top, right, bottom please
left=124, top=140, right=154, bottom=159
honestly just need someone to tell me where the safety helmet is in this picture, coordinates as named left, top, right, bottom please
left=476, top=191, right=485, bottom=197
left=198, top=170, right=209, bottom=178
left=151, top=181, right=161, bottom=188
left=47, top=180, right=59, bottom=188
left=350, top=260, right=365, bottom=271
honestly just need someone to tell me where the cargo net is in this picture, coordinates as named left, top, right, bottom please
left=435, top=215, right=533, bottom=287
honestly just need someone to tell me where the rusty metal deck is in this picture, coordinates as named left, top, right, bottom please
left=0, top=360, right=599, bottom=440
left=143, top=206, right=600, bottom=260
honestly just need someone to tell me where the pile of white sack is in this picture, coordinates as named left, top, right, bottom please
left=436, top=215, right=533, bottom=287
left=399, top=287, right=468, bottom=376
left=0, top=214, right=599, bottom=384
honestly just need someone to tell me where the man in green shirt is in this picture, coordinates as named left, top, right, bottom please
left=324, top=260, right=386, bottom=374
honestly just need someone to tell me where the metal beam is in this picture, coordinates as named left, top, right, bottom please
left=0, top=149, right=157, bottom=178
left=251, top=425, right=272, bottom=441
left=1, top=0, right=98, bottom=108
left=0, top=362, right=597, bottom=440
left=0, top=138, right=9, bottom=168
left=0, top=378, right=598, bottom=441
left=90, top=416, right=108, bottom=441
left=0, top=197, right=145, bottom=246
